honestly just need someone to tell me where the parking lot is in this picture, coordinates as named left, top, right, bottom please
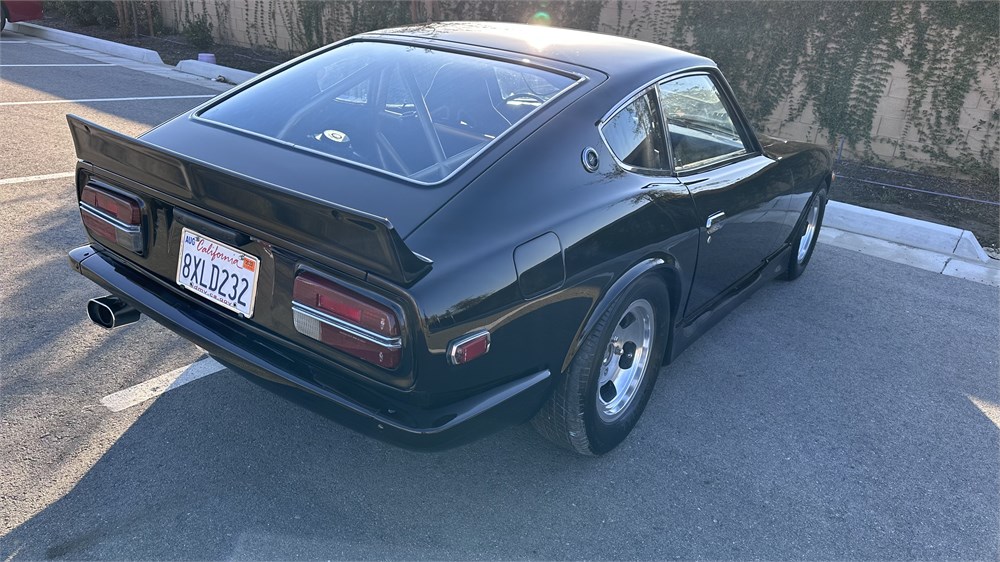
left=1, top=30, right=998, bottom=560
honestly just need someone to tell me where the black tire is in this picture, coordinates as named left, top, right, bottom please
left=532, top=275, right=670, bottom=456
left=1, top=5, right=7, bottom=32
left=785, top=187, right=828, bottom=280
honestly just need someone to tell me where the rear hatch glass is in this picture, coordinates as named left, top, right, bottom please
left=198, top=41, right=579, bottom=184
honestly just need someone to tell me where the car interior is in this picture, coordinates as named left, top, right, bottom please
left=657, top=76, right=748, bottom=171
left=200, top=42, right=574, bottom=184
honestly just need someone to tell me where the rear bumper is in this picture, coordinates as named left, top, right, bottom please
left=69, top=245, right=551, bottom=451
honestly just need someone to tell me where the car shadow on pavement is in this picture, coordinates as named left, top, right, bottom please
left=2, top=247, right=998, bottom=561
left=0, top=369, right=603, bottom=560
left=1, top=185, right=198, bottom=396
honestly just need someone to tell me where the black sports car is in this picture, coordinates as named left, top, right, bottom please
left=68, top=22, right=833, bottom=455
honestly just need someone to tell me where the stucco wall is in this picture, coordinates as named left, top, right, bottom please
left=157, top=0, right=999, bottom=175
left=757, top=60, right=998, bottom=166
left=160, top=0, right=299, bottom=52
left=597, top=1, right=998, bottom=174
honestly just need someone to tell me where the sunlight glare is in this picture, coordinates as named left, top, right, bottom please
left=968, top=394, right=1000, bottom=429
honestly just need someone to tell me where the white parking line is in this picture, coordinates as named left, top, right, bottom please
left=0, top=40, right=28, bottom=43
left=0, top=94, right=214, bottom=107
left=100, top=357, right=226, bottom=412
left=0, top=63, right=116, bottom=67
left=0, top=172, right=74, bottom=185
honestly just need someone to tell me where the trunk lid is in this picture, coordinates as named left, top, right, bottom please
left=68, top=115, right=432, bottom=286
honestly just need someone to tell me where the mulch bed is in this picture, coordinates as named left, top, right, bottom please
left=832, top=160, right=999, bottom=249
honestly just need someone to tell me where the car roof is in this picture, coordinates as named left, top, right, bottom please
left=363, top=22, right=716, bottom=83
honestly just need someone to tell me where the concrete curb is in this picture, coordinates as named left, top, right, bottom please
left=819, top=226, right=1000, bottom=287
left=8, top=22, right=164, bottom=65
left=824, top=201, right=990, bottom=263
left=175, top=60, right=257, bottom=85
left=9, top=21, right=257, bottom=86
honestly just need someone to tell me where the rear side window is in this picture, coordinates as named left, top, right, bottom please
left=601, top=91, right=668, bottom=171
left=199, top=41, right=578, bottom=184
left=656, top=74, right=749, bottom=171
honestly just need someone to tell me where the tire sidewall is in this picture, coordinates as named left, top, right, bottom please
left=789, top=188, right=828, bottom=277
left=581, top=275, right=669, bottom=454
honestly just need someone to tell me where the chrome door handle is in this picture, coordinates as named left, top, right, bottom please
left=706, top=211, right=725, bottom=234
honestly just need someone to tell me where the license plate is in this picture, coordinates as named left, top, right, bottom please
left=176, top=228, right=259, bottom=317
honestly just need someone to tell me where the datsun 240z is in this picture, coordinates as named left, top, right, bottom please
left=68, top=22, right=833, bottom=455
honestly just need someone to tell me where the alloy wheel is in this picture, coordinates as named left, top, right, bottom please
left=597, top=299, right=655, bottom=422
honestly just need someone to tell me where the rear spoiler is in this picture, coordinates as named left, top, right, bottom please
left=67, top=115, right=432, bottom=286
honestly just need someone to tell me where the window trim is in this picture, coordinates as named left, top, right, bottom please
left=598, top=88, right=674, bottom=175
left=189, top=38, right=588, bottom=187
left=598, top=66, right=762, bottom=178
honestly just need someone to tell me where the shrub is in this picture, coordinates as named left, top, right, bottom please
left=184, top=13, right=214, bottom=50
left=49, top=1, right=118, bottom=27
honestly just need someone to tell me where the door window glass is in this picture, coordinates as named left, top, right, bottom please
left=601, top=91, right=668, bottom=170
left=657, top=75, right=749, bottom=171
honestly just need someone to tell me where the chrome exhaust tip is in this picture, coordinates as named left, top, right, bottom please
left=87, top=296, right=140, bottom=329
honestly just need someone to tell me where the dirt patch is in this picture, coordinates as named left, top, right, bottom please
left=832, top=160, right=999, bottom=249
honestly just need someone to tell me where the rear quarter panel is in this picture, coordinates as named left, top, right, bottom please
left=759, top=137, right=835, bottom=237
left=404, top=88, right=702, bottom=397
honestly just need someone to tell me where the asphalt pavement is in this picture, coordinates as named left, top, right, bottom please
left=1, top=29, right=998, bottom=560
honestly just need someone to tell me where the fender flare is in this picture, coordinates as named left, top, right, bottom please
left=560, top=257, right=670, bottom=374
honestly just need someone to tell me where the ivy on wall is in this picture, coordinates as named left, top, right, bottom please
left=289, top=0, right=413, bottom=51
left=255, top=0, right=602, bottom=53
left=168, top=0, right=997, bottom=182
left=898, top=1, right=999, bottom=181
left=425, top=0, right=604, bottom=32
left=627, top=1, right=998, bottom=182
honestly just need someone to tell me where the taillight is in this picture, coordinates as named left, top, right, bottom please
left=291, top=272, right=402, bottom=369
left=79, top=184, right=144, bottom=253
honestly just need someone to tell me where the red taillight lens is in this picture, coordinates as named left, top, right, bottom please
left=81, top=211, right=119, bottom=242
left=448, top=331, right=491, bottom=365
left=79, top=184, right=144, bottom=253
left=309, top=326, right=401, bottom=369
left=292, top=272, right=402, bottom=369
left=293, top=272, right=398, bottom=337
left=81, top=185, right=141, bottom=224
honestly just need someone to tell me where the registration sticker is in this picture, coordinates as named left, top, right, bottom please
left=176, top=228, right=259, bottom=317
